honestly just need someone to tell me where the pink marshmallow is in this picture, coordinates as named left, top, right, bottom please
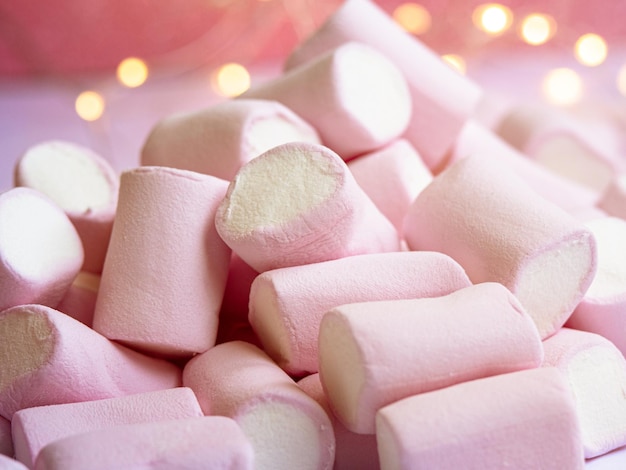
left=298, top=373, right=379, bottom=470
left=141, top=99, right=320, bottom=181
left=92, top=166, right=231, bottom=358
left=55, top=271, right=99, bottom=327
left=219, top=252, right=260, bottom=324
left=244, top=42, right=411, bottom=159
left=0, top=456, right=27, bottom=470
left=376, top=367, right=584, bottom=469
left=14, top=141, right=118, bottom=274
left=34, top=416, right=254, bottom=470
left=319, top=282, right=543, bottom=434
left=347, top=139, right=432, bottom=233
left=183, top=341, right=335, bottom=470
left=215, top=142, right=401, bottom=273
left=597, top=173, right=626, bottom=220
left=403, top=155, right=598, bottom=339
left=249, top=251, right=471, bottom=376
left=285, top=0, right=482, bottom=170
left=542, top=328, right=626, bottom=458
left=0, top=417, right=11, bottom=457
left=12, top=387, right=202, bottom=468
left=0, top=187, right=84, bottom=312
left=0, top=304, right=181, bottom=419
left=566, top=217, right=626, bottom=357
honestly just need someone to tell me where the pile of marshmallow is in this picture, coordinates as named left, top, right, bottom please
left=2, top=0, right=626, bottom=469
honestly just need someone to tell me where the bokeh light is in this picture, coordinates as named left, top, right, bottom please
left=575, top=34, right=608, bottom=67
left=542, top=68, right=583, bottom=106
left=211, top=63, right=251, bottom=97
left=520, top=14, right=556, bottom=45
left=473, top=4, right=513, bottom=36
left=441, top=54, right=466, bottom=75
left=392, top=3, right=431, bottom=35
left=116, top=57, right=149, bottom=88
left=75, top=91, right=105, bottom=121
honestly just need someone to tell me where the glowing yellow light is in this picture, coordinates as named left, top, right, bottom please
left=473, top=4, right=513, bottom=35
left=617, top=64, right=626, bottom=97
left=575, top=33, right=608, bottom=67
left=75, top=91, right=105, bottom=121
left=520, top=13, right=555, bottom=45
left=211, top=63, right=251, bottom=97
left=393, top=3, right=432, bottom=35
left=116, top=57, right=149, bottom=88
left=441, top=54, right=466, bottom=75
left=542, top=68, right=583, bottom=106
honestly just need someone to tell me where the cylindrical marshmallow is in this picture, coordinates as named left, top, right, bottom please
left=183, top=341, right=335, bottom=470
left=92, top=166, right=231, bottom=358
left=376, top=368, right=584, bottom=470
left=0, top=455, right=27, bottom=470
left=0, top=417, right=11, bottom=457
left=141, top=99, right=321, bottom=181
left=542, top=328, right=626, bottom=459
left=0, top=304, right=181, bottom=419
left=55, top=271, right=99, bottom=327
left=33, top=416, right=254, bottom=470
left=597, top=173, right=626, bottom=220
left=14, top=141, right=119, bottom=273
left=403, top=155, right=597, bottom=339
left=347, top=139, right=432, bottom=233
left=319, top=282, right=543, bottom=434
left=215, top=142, right=400, bottom=273
left=244, top=42, right=411, bottom=159
left=285, top=0, right=483, bottom=170
left=12, top=387, right=203, bottom=469
left=298, top=373, right=379, bottom=470
left=566, top=217, right=626, bottom=356
left=249, top=251, right=472, bottom=376
left=0, top=187, right=84, bottom=312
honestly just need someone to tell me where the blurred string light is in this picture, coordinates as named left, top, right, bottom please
left=542, top=68, right=583, bottom=106
left=392, top=3, right=431, bottom=35
left=116, top=57, right=149, bottom=88
left=575, top=33, right=608, bottom=67
left=519, top=13, right=556, bottom=45
left=75, top=91, right=105, bottom=121
left=473, top=3, right=513, bottom=36
left=211, top=62, right=251, bottom=97
left=441, top=54, right=466, bottom=75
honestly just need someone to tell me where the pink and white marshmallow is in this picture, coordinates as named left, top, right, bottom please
left=183, top=341, right=335, bottom=470
left=403, top=155, right=598, bottom=339
left=12, top=387, right=202, bottom=468
left=0, top=304, right=181, bottom=419
left=244, top=41, right=411, bottom=159
left=285, top=0, right=482, bottom=170
left=215, top=142, right=401, bottom=273
left=14, top=141, right=119, bottom=273
left=92, top=166, right=231, bottom=358
left=542, top=328, right=626, bottom=458
left=141, top=99, right=320, bottom=181
left=55, top=271, right=99, bottom=327
left=249, top=251, right=471, bottom=376
left=319, top=282, right=543, bottom=434
left=0, top=187, right=83, bottom=312
left=376, top=367, right=584, bottom=469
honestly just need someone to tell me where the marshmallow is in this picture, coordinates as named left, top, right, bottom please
left=347, top=139, right=432, bottom=233
left=376, top=367, right=584, bottom=470
left=92, top=166, right=231, bottom=358
left=244, top=42, right=411, bottom=159
left=219, top=252, right=259, bottom=324
left=319, top=282, right=543, bottom=434
left=0, top=187, right=84, bottom=312
left=0, top=456, right=27, bottom=470
left=249, top=251, right=471, bottom=376
left=566, top=217, right=626, bottom=357
left=449, top=120, right=598, bottom=212
left=597, top=173, right=626, bottom=220
left=298, top=373, right=379, bottom=470
left=183, top=341, right=335, bottom=470
left=542, top=328, right=626, bottom=458
left=215, top=142, right=400, bottom=273
left=0, top=417, right=11, bottom=457
left=0, top=304, right=181, bottom=419
left=141, top=99, right=320, bottom=181
left=285, top=0, right=482, bottom=170
left=12, top=387, right=202, bottom=468
left=403, top=155, right=597, bottom=339
left=14, top=141, right=118, bottom=273
left=55, top=271, right=99, bottom=327
left=33, top=416, right=254, bottom=470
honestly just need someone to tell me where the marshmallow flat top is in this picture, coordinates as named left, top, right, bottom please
left=14, top=141, right=118, bottom=215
